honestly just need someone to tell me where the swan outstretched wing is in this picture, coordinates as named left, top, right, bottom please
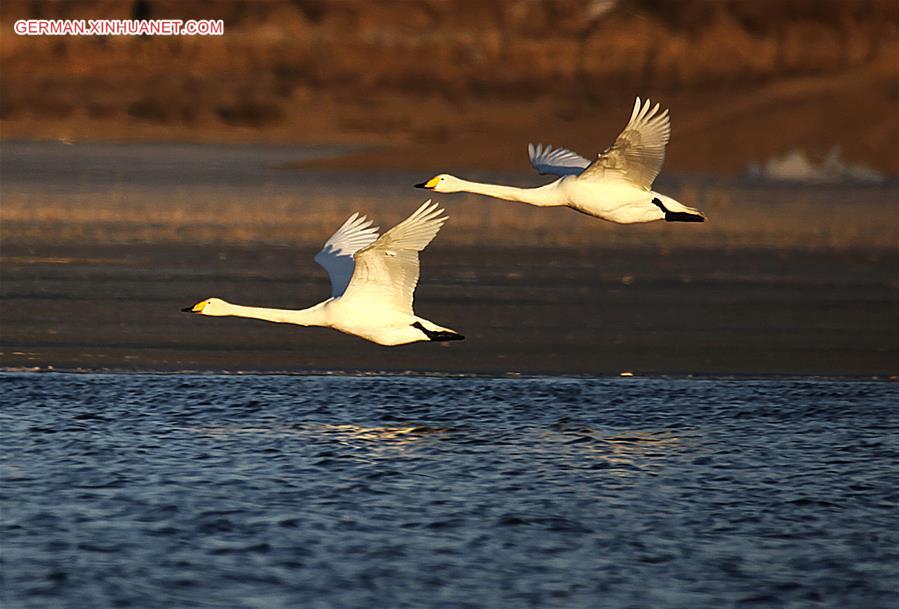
left=314, top=212, right=380, bottom=297
left=528, top=143, right=591, bottom=176
left=341, top=200, right=447, bottom=314
left=579, top=97, right=671, bottom=190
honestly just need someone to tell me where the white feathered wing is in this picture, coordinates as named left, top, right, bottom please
left=528, top=143, right=591, bottom=176
left=340, top=200, right=447, bottom=315
left=314, top=212, right=380, bottom=298
left=578, top=97, right=671, bottom=190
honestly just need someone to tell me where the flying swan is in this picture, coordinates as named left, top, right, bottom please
left=183, top=201, right=463, bottom=346
left=415, top=97, right=705, bottom=224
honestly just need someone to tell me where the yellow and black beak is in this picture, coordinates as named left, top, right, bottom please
left=182, top=301, right=206, bottom=313
left=414, top=176, right=440, bottom=189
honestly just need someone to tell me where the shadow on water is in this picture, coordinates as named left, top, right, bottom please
left=188, top=421, right=691, bottom=475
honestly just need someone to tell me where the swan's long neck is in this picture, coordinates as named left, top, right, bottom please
left=220, top=301, right=329, bottom=327
left=453, top=178, right=564, bottom=207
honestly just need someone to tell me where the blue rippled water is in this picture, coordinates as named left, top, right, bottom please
left=1, top=373, right=898, bottom=609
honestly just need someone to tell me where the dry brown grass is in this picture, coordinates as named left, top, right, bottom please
left=1, top=0, right=898, bottom=174
left=2, top=181, right=896, bottom=251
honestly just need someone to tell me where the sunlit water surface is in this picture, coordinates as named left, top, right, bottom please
left=2, top=373, right=897, bottom=609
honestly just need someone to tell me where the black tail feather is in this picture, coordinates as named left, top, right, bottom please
left=412, top=322, right=464, bottom=342
left=652, top=198, right=705, bottom=223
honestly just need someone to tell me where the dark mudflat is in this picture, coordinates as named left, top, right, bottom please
left=2, top=242, right=895, bottom=377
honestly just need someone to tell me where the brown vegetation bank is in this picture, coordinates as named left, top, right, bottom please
left=1, top=0, right=898, bottom=175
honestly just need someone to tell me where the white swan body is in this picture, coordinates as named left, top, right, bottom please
left=416, top=98, right=705, bottom=225
left=183, top=201, right=463, bottom=346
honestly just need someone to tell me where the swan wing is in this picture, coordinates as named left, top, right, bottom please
left=528, top=143, right=591, bottom=176
left=579, top=97, right=671, bottom=190
left=313, top=212, right=380, bottom=298
left=341, top=200, right=447, bottom=314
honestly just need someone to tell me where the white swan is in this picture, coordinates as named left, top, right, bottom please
left=183, top=201, right=463, bottom=346
left=416, top=97, right=705, bottom=224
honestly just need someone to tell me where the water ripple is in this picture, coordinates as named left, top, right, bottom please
left=1, top=373, right=897, bottom=609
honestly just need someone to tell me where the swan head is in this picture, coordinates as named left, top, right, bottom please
left=182, top=297, right=230, bottom=316
left=414, top=174, right=462, bottom=193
